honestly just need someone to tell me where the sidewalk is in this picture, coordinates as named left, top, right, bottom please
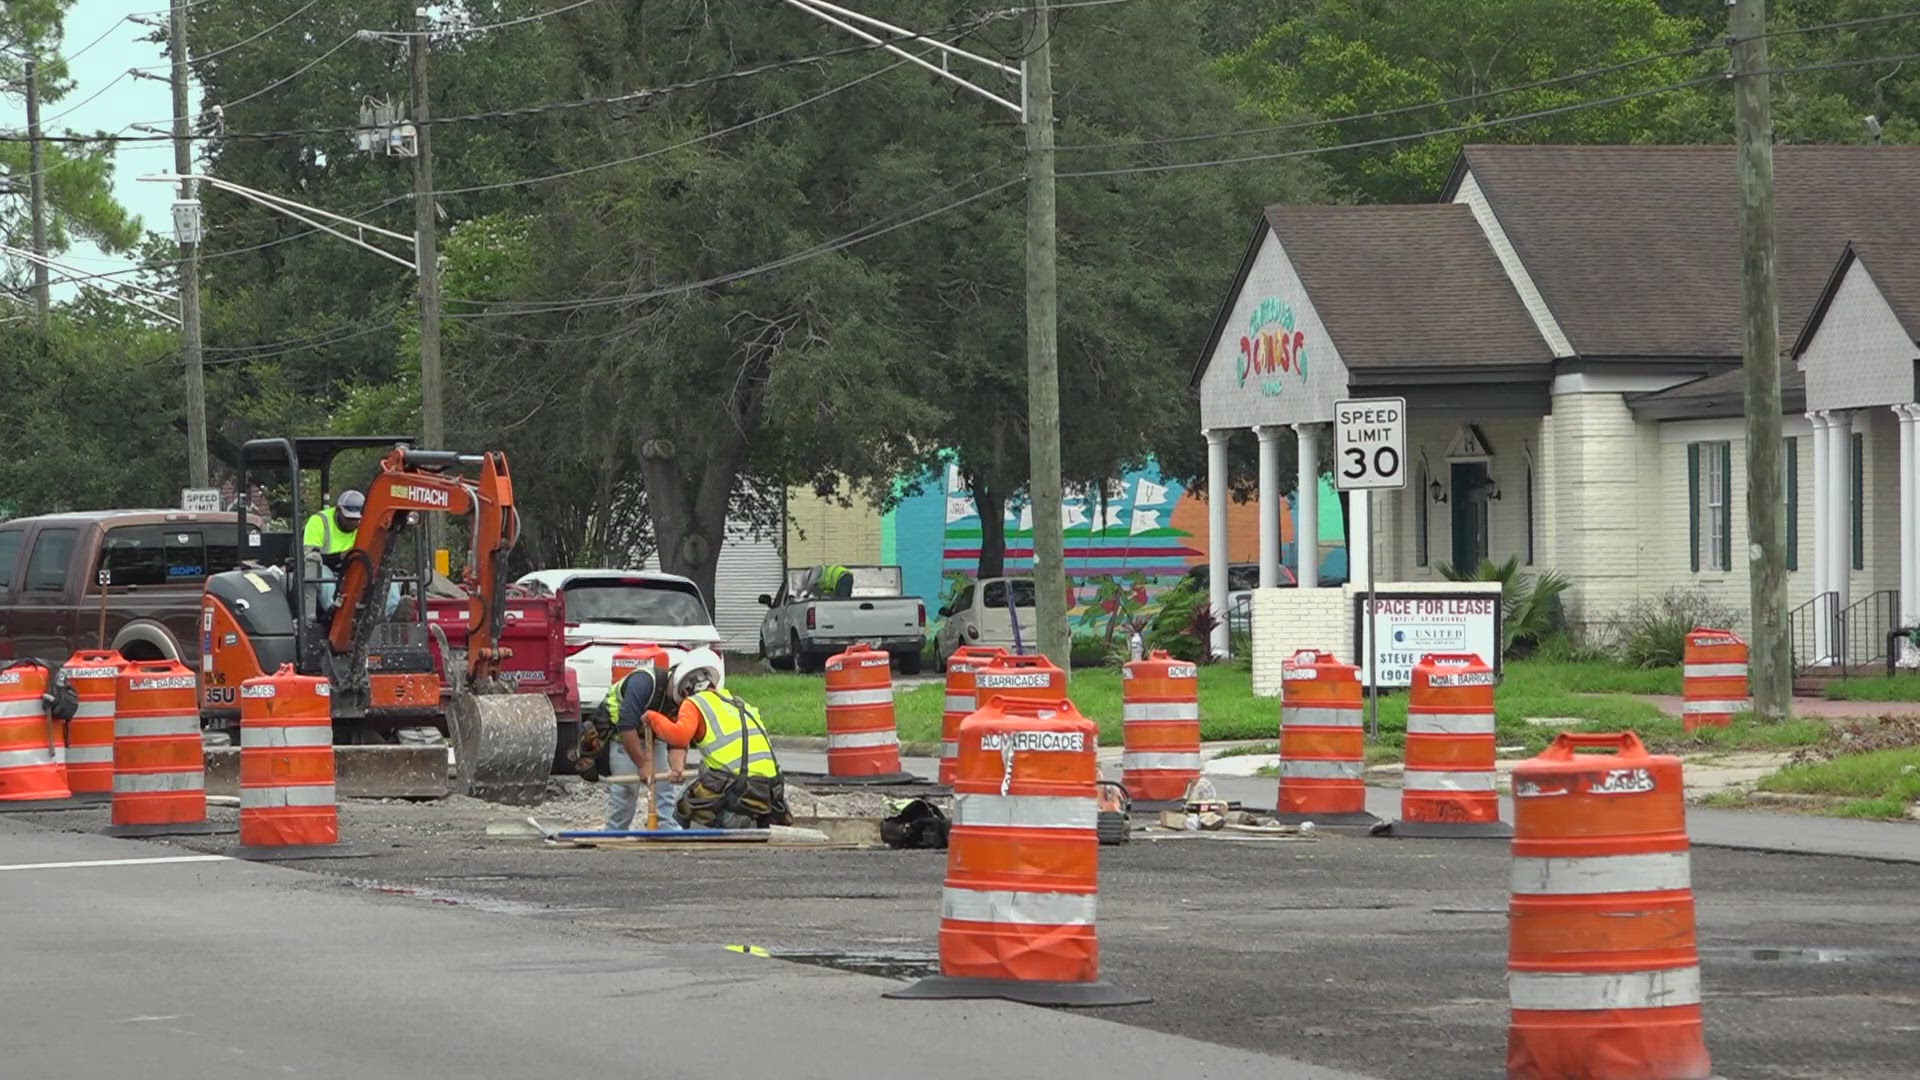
left=777, top=742, right=1918, bottom=864
left=1634, top=693, right=1920, bottom=720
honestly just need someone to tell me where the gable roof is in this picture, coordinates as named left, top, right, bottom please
left=1191, top=204, right=1551, bottom=385
left=1791, top=238, right=1920, bottom=359
left=1628, top=366, right=1806, bottom=421
left=1447, top=145, right=1920, bottom=360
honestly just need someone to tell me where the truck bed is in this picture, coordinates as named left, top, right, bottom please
left=425, top=593, right=580, bottom=722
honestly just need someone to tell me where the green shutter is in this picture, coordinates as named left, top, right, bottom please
left=1688, top=443, right=1700, bottom=573
left=1785, top=436, right=1798, bottom=572
left=1852, top=432, right=1865, bottom=571
left=1720, top=442, right=1733, bottom=572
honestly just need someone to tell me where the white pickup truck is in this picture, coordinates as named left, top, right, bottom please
left=757, top=564, right=926, bottom=675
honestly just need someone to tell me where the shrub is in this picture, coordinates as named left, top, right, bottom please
left=1145, top=578, right=1209, bottom=661
left=1618, top=587, right=1739, bottom=669
left=1436, top=555, right=1571, bottom=657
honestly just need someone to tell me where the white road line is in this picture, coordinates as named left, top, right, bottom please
left=0, top=855, right=229, bottom=872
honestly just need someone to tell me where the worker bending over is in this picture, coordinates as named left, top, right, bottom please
left=601, top=656, right=683, bottom=832
left=648, top=657, right=791, bottom=829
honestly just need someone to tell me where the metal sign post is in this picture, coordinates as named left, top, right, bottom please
left=1333, top=398, right=1408, bottom=743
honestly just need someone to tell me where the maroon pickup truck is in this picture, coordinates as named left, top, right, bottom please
left=0, top=510, right=261, bottom=667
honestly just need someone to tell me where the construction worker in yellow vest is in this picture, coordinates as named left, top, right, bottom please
left=302, top=490, right=364, bottom=555
left=817, top=563, right=853, bottom=598
left=647, top=656, right=791, bottom=829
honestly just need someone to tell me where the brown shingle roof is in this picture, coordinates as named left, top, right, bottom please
left=1260, top=203, right=1551, bottom=370
left=1849, top=241, right=1920, bottom=343
left=1453, top=145, right=1920, bottom=359
left=1629, top=366, right=1806, bottom=420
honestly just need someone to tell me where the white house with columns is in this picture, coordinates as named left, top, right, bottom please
left=1191, top=145, right=1920, bottom=694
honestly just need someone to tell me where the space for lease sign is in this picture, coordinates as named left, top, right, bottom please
left=1352, top=591, right=1503, bottom=688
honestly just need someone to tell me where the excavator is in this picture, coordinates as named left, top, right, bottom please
left=199, top=437, right=556, bottom=803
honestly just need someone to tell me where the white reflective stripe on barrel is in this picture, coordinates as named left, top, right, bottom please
left=1511, top=850, right=1692, bottom=896
left=65, top=745, right=115, bottom=764
left=941, top=740, right=959, bottom=759
left=72, top=701, right=115, bottom=719
left=113, top=771, right=205, bottom=793
left=1683, top=663, right=1747, bottom=679
left=0, top=700, right=43, bottom=719
left=1681, top=699, right=1745, bottom=714
left=1401, top=770, right=1498, bottom=792
left=243, top=725, right=334, bottom=749
left=241, top=785, right=337, bottom=809
left=824, top=688, right=892, bottom=708
left=0, top=746, right=65, bottom=768
left=116, top=714, right=200, bottom=738
left=1279, top=758, right=1364, bottom=780
left=1508, top=966, right=1702, bottom=1011
left=1122, top=701, right=1199, bottom=722
left=941, top=886, right=1096, bottom=926
left=1406, top=711, right=1496, bottom=736
left=943, top=695, right=973, bottom=713
left=1122, top=751, right=1203, bottom=772
left=952, top=792, right=1096, bottom=830
left=1283, top=706, right=1363, bottom=728
left=825, top=729, right=898, bottom=750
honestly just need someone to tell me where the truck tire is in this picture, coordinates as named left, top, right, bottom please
left=895, top=650, right=924, bottom=676
left=794, top=635, right=824, bottom=675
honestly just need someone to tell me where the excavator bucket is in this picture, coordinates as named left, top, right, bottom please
left=448, top=690, right=557, bottom=805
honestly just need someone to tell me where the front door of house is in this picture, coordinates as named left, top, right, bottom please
left=1451, top=461, right=1490, bottom=570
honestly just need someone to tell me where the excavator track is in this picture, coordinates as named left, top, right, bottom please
left=449, top=690, right=557, bottom=805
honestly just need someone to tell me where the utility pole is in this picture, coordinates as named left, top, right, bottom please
left=171, top=0, right=209, bottom=488
left=24, top=56, right=49, bottom=328
left=1023, top=0, right=1070, bottom=672
left=1732, top=0, right=1790, bottom=722
left=411, top=8, right=443, bottom=457
left=411, top=7, right=445, bottom=558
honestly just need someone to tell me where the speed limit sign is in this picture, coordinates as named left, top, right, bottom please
left=1333, top=397, right=1407, bottom=491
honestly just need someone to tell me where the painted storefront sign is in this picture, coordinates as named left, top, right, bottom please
left=1237, top=297, right=1310, bottom=398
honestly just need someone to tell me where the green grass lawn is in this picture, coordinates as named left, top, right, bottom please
left=1756, top=747, right=1920, bottom=819
left=729, top=657, right=1704, bottom=750
left=1825, top=675, right=1920, bottom=702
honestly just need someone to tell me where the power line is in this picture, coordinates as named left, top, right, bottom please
left=361, top=0, right=608, bottom=40
left=128, top=0, right=321, bottom=71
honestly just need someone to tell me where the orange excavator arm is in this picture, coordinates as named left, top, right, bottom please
left=327, top=448, right=521, bottom=686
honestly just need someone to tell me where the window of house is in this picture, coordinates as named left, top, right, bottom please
left=24, top=528, right=78, bottom=594
left=1784, top=437, right=1798, bottom=572
left=1524, top=461, right=1536, bottom=566
left=1414, top=462, right=1430, bottom=567
left=1852, top=432, right=1865, bottom=571
left=1688, top=442, right=1731, bottom=572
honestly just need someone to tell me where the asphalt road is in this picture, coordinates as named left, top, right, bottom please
left=0, top=818, right=1368, bottom=1080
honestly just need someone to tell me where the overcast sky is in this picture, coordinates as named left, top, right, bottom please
left=7, top=1, right=198, bottom=295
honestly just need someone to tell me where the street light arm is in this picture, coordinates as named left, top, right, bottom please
left=779, top=0, right=1025, bottom=119
left=790, top=0, right=1020, bottom=78
left=138, top=172, right=419, bottom=272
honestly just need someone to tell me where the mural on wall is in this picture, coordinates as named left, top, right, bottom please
left=1237, top=297, right=1311, bottom=398
left=883, top=459, right=1346, bottom=626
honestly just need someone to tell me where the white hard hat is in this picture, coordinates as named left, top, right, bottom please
left=668, top=647, right=724, bottom=701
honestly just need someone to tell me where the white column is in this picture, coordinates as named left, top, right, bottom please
left=1830, top=409, right=1854, bottom=660
left=1809, top=412, right=1832, bottom=663
left=1897, top=405, right=1918, bottom=665
left=1295, top=423, right=1320, bottom=589
left=1256, top=426, right=1284, bottom=589
left=1205, top=429, right=1231, bottom=660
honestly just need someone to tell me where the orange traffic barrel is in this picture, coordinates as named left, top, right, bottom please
left=1275, top=650, right=1378, bottom=827
left=972, top=653, right=1068, bottom=711
left=1682, top=628, right=1748, bottom=731
left=1378, top=653, right=1510, bottom=838
left=886, top=696, right=1147, bottom=1007
left=822, top=643, right=915, bottom=783
left=0, top=660, right=82, bottom=811
left=939, top=645, right=1006, bottom=786
left=1508, top=731, right=1710, bottom=1079
left=230, top=665, right=365, bottom=861
left=1120, top=650, right=1200, bottom=804
left=105, top=660, right=214, bottom=838
left=60, top=650, right=123, bottom=801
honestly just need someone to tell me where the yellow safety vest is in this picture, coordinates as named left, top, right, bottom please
left=689, top=690, right=777, bottom=778
left=302, top=510, right=356, bottom=554
left=604, top=668, right=659, bottom=731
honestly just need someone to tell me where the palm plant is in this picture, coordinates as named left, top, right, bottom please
left=1436, top=555, right=1570, bottom=657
